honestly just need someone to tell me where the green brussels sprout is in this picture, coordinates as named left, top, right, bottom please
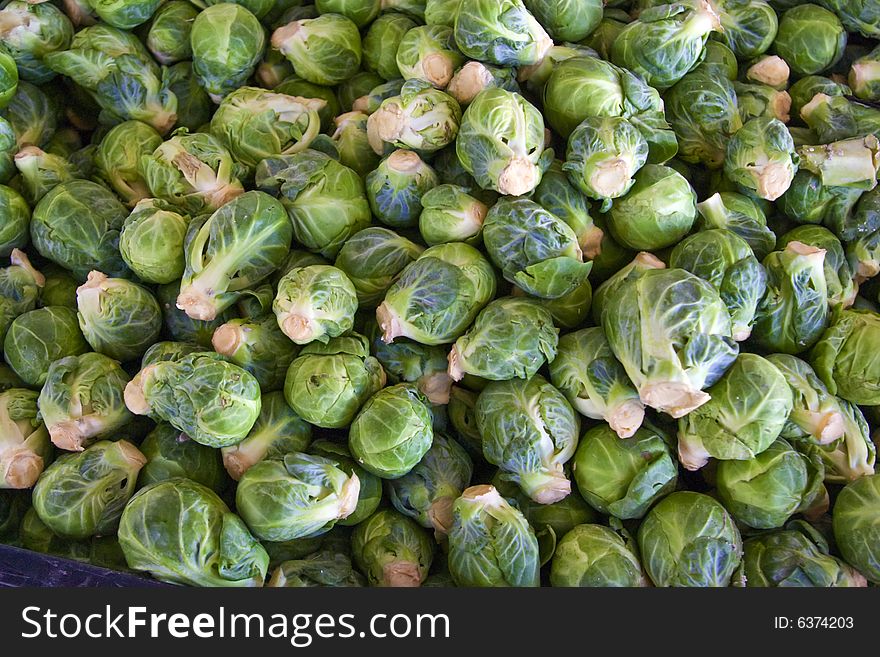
left=141, top=341, right=201, bottom=368
left=717, top=438, right=826, bottom=529
left=146, top=1, right=198, bottom=65
left=0, top=388, right=50, bottom=489
left=349, top=384, right=434, bottom=479
left=592, top=251, right=666, bottom=322
left=742, top=54, right=790, bottom=90
left=601, top=267, right=738, bottom=418
left=665, top=71, right=742, bottom=170
left=33, top=440, right=145, bottom=539
left=165, top=62, right=214, bottom=131
left=37, top=265, right=77, bottom=311
left=725, top=117, right=799, bottom=201
left=236, top=451, right=360, bottom=542
left=832, top=473, right=880, bottom=584
left=798, top=91, right=880, bottom=144
left=846, top=227, right=880, bottom=282
left=44, top=24, right=177, bottom=134
left=124, top=352, right=261, bottom=448
left=271, top=14, right=361, bottom=86
left=86, top=0, right=163, bottom=28
left=366, top=326, right=451, bottom=404
left=207, top=88, right=325, bottom=174
left=789, top=75, right=850, bottom=118
left=522, top=0, right=602, bottom=42
left=269, top=549, right=365, bottom=588
left=30, top=180, right=129, bottom=280
left=190, top=4, right=265, bottom=103
left=211, top=314, right=298, bottom=392
left=177, top=191, right=292, bottom=322
left=283, top=334, right=385, bottom=429
left=351, top=78, right=405, bottom=115
left=315, top=0, right=380, bottom=26
left=387, top=434, right=472, bottom=536
left=425, top=0, right=461, bottom=25
left=0, top=250, right=43, bottom=344
left=119, top=478, right=269, bottom=586
left=549, top=328, right=643, bottom=437
left=352, top=508, right=434, bottom=587
left=75, top=271, right=162, bottom=362
left=217, top=391, right=310, bottom=482
left=338, top=72, right=385, bottom=115
left=13, top=145, right=85, bottom=205
left=308, top=441, right=382, bottom=527
left=677, top=353, right=793, bottom=470
left=446, top=61, right=520, bottom=107
left=448, top=297, right=558, bottom=382
left=1, top=81, right=57, bottom=151
left=156, top=280, right=236, bottom=348
left=773, top=5, right=846, bottom=76
left=272, top=265, right=357, bottom=345
left=483, top=198, right=591, bottom=300
left=256, top=150, right=371, bottom=259
left=367, top=79, right=461, bottom=155
left=4, top=306, right=89, bottom=387
left=813, top=399, right=875, bottom=483
left=713, top=0, right=778, bottom=59
left=476, top=375, right=578, bottom=504
left=456, top=88, right=548, bottom=196
left=366, top=150, right=438, bottom=228
left=142, top=131, right=246, bottom=217
left=532, top=161, right=603, bottom=257
left=778, top=225, right=855, bottom=309
left=362, top=13, right=417, bottom=81
left=378, top=243, right=496, bottom=346
left=138, top=422, right=226, bottom=492
left=669, top=229, right=767, bottom=341
left=798, top=135, right=880, bottom=190
left=119, top=198, right=189, bottom=285
left=573, top=423, right=677, bottom=519
left=777, top=171, right=863, bottom=242
left=448, top=484, right=539, bottom=587
left=738, top=522, right=867, bottom=588
left=638, top=491, right=743, bottom=587
left=734, top=82, right=792, bottom=125
left=810, top=308, right=880, bottom=405
left=396, top=25, right=463, bottom=90
left=0, top=186, right=30, bottom=258
left=753, top=242, right=829, bottom=354
left=453, top=0, right=551, bottom=67
left=0, top=1, right=73, bottom=85
left=849, top=45, right=880, bottom=101
left=606, top=164, right=697, bottom=251
left=550, top=524, right=649, bottom=587
left=255, top=49, right=295, bottom=91
left=564, top=116, right=649, bottom=205
left=419, top=184, right=487, bottom=247
left=272, top=76, right=340, bottom=134
left=37, top=352, right=132, bottom=453
left=331, top=112, right=382, bottom=177
left=612, top=2, right=721, bottom=90
left=94, top=121, right=162, bottom=207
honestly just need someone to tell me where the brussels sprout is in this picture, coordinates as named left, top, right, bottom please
left=712, top=0, right=778, bottom=59
left=273, top=76, right=340, bottom=134
left=798, top=91, right=880, bottom=144
left=352, top=508, right=434, bottom=587
left=453, top=0, right=551, bottom=67
left=269, top=546, right=365, bottom=587
left=0, top=186, right=30, bottom=258
left=810, top=308, right=880, bottom=405
left=521, top=0, right=602, bottom=42
left=307, top=441, right=382, bottom=527
left=563, top=116, right=649, bottom=205
left=94, top=121, right=162, bottom=207
left=753, top=242, right=829, bottom=354
left=352, top=78, right=405, bottom=115
left=87, top=0, right=163, bottom=28
left=448, top=297, right=558, bottom=382
left=849, top=45, right=880, bottom=101
left=44, top=24, right=177, bottom=134
left=607, top=164, right=697, bottom=251
left=778, top=225, right=855, bottom=309
left=425, top=0, right=461, bottom=26
left=773, top=5, right=846, bottom=76
left=419, top=185, right=486, bottom=247
left=533, top=161, right=603, bottom=255
left=798, top=135, right=880, bottom=190
left=314, top=0, right=380, bottom=26
left=0, top=250, right=43, bottom=344
left=362, top=14, right=415, bottom=82
left=367, top=79, right=461, bottom=155
left=146, top=1, right=198, bottom=65
left=271, top=13, right=361, bottom=87
left=210, top=314, right=297, bottom=392
left=138, top=423, right=225, bottom=493
left=670, top=229, right=767, bottom=341
left=366, top=150, right=438, bottom=228
left=777, top=171, right=864, bottom=242
left=165, top=62, right=214, bottom=132
left=789, top=75, right=850, bottom=118
left=448, top=484, right=539, bottom=587
left=12, top=145, right=84, bottom=205
left=592, top=251, right=666, bottom=322
left=272, top=265, right=357, bottom=346
left=846, top=227, right=880, bottom=282
left=4, top=306, right=89, bottom=387
left=256, top=150, right=371, bottom=259
left=736, top=520, right=866, bottom=587
left=1, top=81, right=57, bottom=151
left=331, top=112, right=382, bottom=177
left=37, top=352, right=132, bottom=453
left=349, top=384, right=433, bottom=479
left=396, top=25, right=463, bottom=90
left=119, top=478, right=269, bottom=586
left=733, top=82, right=791, bottom=125
left=814, top=399, right=875, bottom=483
left=378, top=243, right=496, bottom=346
left=124, top=352, right=261, bottom=448
left=0, top=389, right=50, bottom=489
left=156, top=280, right=236, bottom=348
left=118, top=199, right=189, bottom=285
left=388, top=434, right=472, bottom=536
left=338, top=72, right=385, bottom=115
left=446, top=61, right=519, bottom=107
left=0, top=1, right=73, bottom=85
left=832, top=473, right=880, bottom=584
left=30, top=180, right=129, bottom=280
left=33, top=440, right=144, bottom=539
left=725, top=117, right=799, bottom=201
left=456, top=88, right=548, bottom=196
left=367, top=326, right=451, bottom=404
left=236, top=452, right=359, bottom=542
left=550, top=524, right=648, bottom=587
left=692, top=37, right=738, bottom=79
left=483, top=198, right=591, bottom=300
left=190, top=4, right=265, bottom=103
left=637, top=491, right=742, bottom=587
left=141, top=341, right=202, bottom=368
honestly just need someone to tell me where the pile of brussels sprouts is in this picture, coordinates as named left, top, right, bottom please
left=2, top=0, right=880, bottom=589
